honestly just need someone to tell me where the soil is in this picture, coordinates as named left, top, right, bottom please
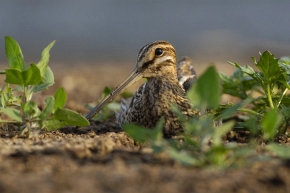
left=0, top=63, right=290, bottom=193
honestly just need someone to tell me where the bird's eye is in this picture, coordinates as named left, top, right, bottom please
left=155, top=48, right=163, bottom=56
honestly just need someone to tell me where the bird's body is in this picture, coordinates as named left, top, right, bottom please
left=86, top=40, right=198, bottom=137
left=116, top=74, right=195, bottom=137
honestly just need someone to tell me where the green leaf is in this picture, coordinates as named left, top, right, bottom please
left=0, top=107, right=22, bottom=122
left=256, top=51, right=280, bottom=82
left=261, top=109, right=283, bottom=140
left=38, top=97, right=54, bottom=120
left=21, top=101, right=41, bottom=118
left=245, top=116, right=260, bottom=135
left=5, top=63, right=42, bottom=86
left=219, top=69, right=258, bottom=99
left=278, top=58, right=290, bottom=89
left=44, top=107, right=89, bottom=130
left=124, top=124, right=152, bottom=143
left=187, top=66, right=221, bottom=109
left=207, top=146, right=228, bottom=166
left=229, top=62, right=265, bottom=84
left=43, top=118, right=67, bottom=131
left=53, top=87, right=67, bottom=112
left=266, top=143, right=290, bottom=159
left=212, top=121, right=235, bottom=146
left=53, top=108, right=89, bottom=126
left=229, top=62, right=254, bottom=76
left=37, top=40, right=56, bottom=78
left=217, top=98, right=252, bottom=120
left=251, top=56, right=257, bottom=64
left=165, top=147, right=198, bottom=165
left=0, top=87, right=9, bottom=108
left=279, top=56, right=290, bottom=65
left=279, top=63, right=290, bottom=77
left=219, top=72, right=243, bottom=98
left=31, top=67, right=55, bottom=93
left=124, top=119, right=163, bottom=142
left=5, top=69, right=23, bottom=85
left=5, top=36, right=26, bottom=71
left=102, top=86, right=112, bottom=98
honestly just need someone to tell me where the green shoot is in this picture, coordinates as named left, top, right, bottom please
left=0, top=36, right=89, bottom=137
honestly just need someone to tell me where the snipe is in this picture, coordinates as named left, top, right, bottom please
left=86, top=41, right=198, bottom=137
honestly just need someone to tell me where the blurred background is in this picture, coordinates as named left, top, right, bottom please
left=0, top=1, right=289, bottom=104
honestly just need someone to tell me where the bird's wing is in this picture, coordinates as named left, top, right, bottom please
left=177, top=56, right=197, bottom=92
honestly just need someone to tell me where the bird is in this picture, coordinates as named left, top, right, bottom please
left=86, top=40, right=199, bottom=137
left=177, top=56, right=197, bottom=92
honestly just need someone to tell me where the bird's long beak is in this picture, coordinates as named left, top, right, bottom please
left=85, top=68, right=142, bottom=120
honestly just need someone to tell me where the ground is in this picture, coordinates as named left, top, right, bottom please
left=0, top=63, right=289, bottom=193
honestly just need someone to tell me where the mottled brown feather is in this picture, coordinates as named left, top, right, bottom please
left=116, top=41, right=199, bottom=137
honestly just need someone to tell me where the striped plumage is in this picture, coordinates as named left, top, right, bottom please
left=177, top=56, right=197, bottom=92
left=86, top=41, right=198, bottom=137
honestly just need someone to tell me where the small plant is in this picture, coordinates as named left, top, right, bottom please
left=124, top=52, right=290, bottom=167
left=0, top=36, right=89, bottom=137
left=221, top=51, right=290, bottom=140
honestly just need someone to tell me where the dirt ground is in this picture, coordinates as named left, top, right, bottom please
left=0, top=63, right=290, bottom=193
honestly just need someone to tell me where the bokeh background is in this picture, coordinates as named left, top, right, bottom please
left=0, top=1, right=289, bottom=104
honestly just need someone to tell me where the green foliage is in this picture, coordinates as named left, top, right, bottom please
left=0, top=36, right=89, bottom=137
left=125, top=51, right=290, bottom=167
left=187, top=66, right=221, bottom=109
left=5, top=36, right=26, bottom=71
left=124, top=119, right=163, bottom=142
left=266, top=143, right=290, bottom=159
left=222, top=51, right=290, bottom=138
left=228, top=51, right=290, bottom=110
left=0, top=107, right=22, bottom=122
left=219, top=69, right=258, bottom=99
left=44, top=107, right=89, bottom=131
left=261, top=109, right=283, bottom=140
left=5, top=63, right=42, bottom=86
left=53, top=87, right=67, bottom=111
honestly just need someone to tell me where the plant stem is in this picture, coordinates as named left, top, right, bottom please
left=266, top=84, right=274, bottom=109
left=23, top=86, right=27, bottom=103
left=276, top=88, right=288, bottom=109
left=0, top=120, right=20, bottom=124
left=237, top=108, right=260, bottom=116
